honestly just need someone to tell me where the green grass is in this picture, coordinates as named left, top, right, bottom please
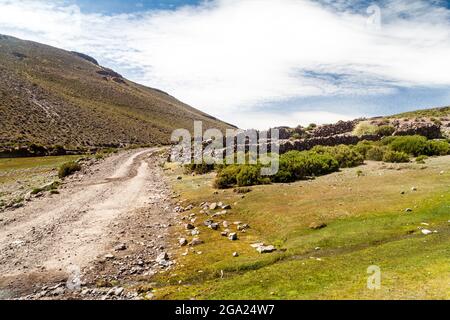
left=0, top=155, right=82, bottom=201
left=155, top=157, right=450, bottom=300
left=0, top=155, right=80, bottom=172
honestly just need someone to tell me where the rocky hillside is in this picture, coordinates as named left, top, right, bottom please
left=273, top=108, right=450, bottom=154
left=0, top=35, right=234, bottom=150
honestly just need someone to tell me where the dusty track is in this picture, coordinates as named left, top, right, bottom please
left=0, top=148, right=176, bottom=299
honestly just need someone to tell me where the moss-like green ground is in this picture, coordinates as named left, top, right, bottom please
left=155, top=157, right=450, bottom=300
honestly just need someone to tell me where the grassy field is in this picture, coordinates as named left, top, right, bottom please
left=155, top=157, right=450, bottom=300
left=0, top=155, right=81, bottom=204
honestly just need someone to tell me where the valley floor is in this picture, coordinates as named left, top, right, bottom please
left=156, top=157, right=450, bottom=300
left=0, top=148, right=178, bottom=299
left=0, top=151, right=448, bottom=300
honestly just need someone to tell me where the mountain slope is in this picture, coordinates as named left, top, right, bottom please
left=0, top=34, right=234, bottom=148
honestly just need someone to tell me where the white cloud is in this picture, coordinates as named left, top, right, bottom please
left=0, top=0, right=449, bottom=129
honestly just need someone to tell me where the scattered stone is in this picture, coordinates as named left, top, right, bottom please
left=233, top=252, right=239, bottom=257
left=405, top=208, right=413, bottom=213
left=114, top=243, right=127, bottom=251
left=209, top=203, right=218, bottom=210
left=309, top=222, right=327, bottom=230
left=191, top=229, right=200, bottom=236
left=228, top=233, right=238, bottom=241
left=156, top=252, right=169, bottom=263
left=222, top=204, right=231, bottom=210
left=185, top=223, right=195, bottom=230
left=223, top=221, right=229, bottom=228
left=256, top=245, right=276, bottom=254
left=104, top=253, right=115, bottom=260
left=411, top=187, right=418, bottom=191
left=179, top=238, right=188, bottom=246
left=209, top=223, right=219, bottom=230
left=251, top=243, right=265, bottom=248
left=51, top=287, right=65, bottom=296
left=190, top=238, right=204, bottom=246
left=177, top=176, right=182, bottom=180
left=221, top=231, right=228, bottom=237
left=203, top=220, right=213, bottom=227
left=421, top=229, right=433, bottom=235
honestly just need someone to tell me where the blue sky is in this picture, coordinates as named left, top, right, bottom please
left=71, top=0, right=203, bottom=14
left=0, top=0, right=450, bottom=129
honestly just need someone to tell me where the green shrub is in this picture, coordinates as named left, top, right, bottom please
left=354, top=140, right=375, bottom=158
left=273, top=151, right=339, bottom=183
left=58, top=162, right=82, bottom=179
left=353, top=121, right=378, bottom=137
left=375, top=125, right=395, bottom=136
left=312, top=145, right=364, bottom=168
left=416, top=155, right=428, bottom=164
left=236, top=165, right=270, bottom=187
left=383, top=135, right=450, bottom=156
left=424, top=140, right=450, bottom=156
left=214, top=165, right=241, bottom=189
left=184, top=162, right=215, bottom=175
left=382, top=150, right=410, bottom=163
left=383, top=135, right=427, bottom=156
left=366, top=146, right=388, bottom=161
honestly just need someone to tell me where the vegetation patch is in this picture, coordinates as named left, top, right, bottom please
left=58, top=162, right=82, bottom=179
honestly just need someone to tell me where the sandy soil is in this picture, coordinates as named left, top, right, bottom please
left=0, top=148, right=178, bottom=299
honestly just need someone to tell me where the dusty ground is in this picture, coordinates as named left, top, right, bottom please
left=0, top=148, right=179, bottom=300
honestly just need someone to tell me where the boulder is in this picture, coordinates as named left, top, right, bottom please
left=228, top=233, right=238, bottom=241
left=190, top=238, right=204, bottom=246
left=256, top=245, right=276, bottom=254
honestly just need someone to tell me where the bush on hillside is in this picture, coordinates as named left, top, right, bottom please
left=423, top=140, right=450, bottom=156
left=382, top=150, right=410, bottom=163
left=312, top=145, right=364, bottom=168
left=353, top=121, right=378, bottom=137
left=383, top=135, right=428, bottom=156
left=236, top=165, right=270, bottom=187
left=58, top=162, right=81, bottom=179
left=416, top=155, right=428, bottom=164
left=354, top=140, right=375, bottom=158
left=214, top=165, right=241, bottom=189
left=375, top=125, right=395, bottom=136
left=365, top=146, right=388, bottom=161
left=184, top=162, right=215, bottom=175
left=273, top=151, right=339, bottom=183
left=382, top=135, right=450, bottom=156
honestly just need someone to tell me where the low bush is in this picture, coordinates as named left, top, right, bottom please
left=382, top=150, right=410, bottom=163
left=353, top=121, right=378, bottom=137
left=273, top=151, right=339, bottom=183
left=236, top=165, right=270, bottom=187
left=354, top=141, right=375, bottom=158
left=375, top=125, right=395, bottom=136
left=58, top=162, right=82, bottom=179
left=416, top=155, right=428, bottom=164
left=312, top=145, right=364, bottom=168
left=423, top=140, right=450, bottom=156
left=366, top=146, right=388, bottom=161
left=184, top=162, right=215, bottom=175
left=382, top=135, right=450, bottom=156
left=384, top=135, right=428, bottom=156
left=214, top=165, right=241, bottom=189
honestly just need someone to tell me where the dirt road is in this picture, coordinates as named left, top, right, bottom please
left=0, top=148, right=177, bottom=299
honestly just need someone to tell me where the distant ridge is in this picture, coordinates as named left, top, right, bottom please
left=0, top=34, right=235, bottom=148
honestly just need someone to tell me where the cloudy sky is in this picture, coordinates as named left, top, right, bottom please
left=1, top=0, right=450, bottom=129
